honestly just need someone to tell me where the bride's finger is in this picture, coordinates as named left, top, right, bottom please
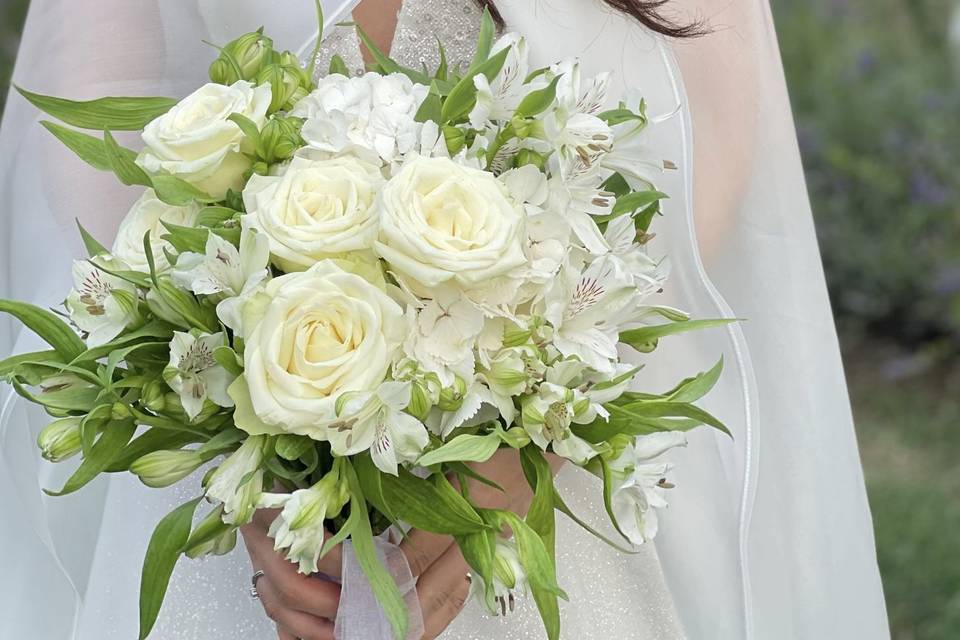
left=276, top=623, right=297, bottom=640
left=398, top=527, right=456, bottom=577
left=242, top=527, right=341, bottom=619
left=258, top=578, right=336, bottom=640
left=416, top=544, right=472, bottom=640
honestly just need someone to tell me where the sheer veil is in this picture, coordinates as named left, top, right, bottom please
left=0, top=1, right=888, bottom=638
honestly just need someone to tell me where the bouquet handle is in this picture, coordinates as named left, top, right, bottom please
left=335, top=536, right=424, bottom=640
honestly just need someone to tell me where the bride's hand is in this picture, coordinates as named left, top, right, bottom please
left=241, top=450, right=563, bottom=640
left=241, top=508, right=343, bottom=640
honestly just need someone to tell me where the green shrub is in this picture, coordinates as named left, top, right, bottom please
left=774, top=0, right=960, bottom=344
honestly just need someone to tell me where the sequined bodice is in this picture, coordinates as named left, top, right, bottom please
left=316, top=0, right=487, bottom=77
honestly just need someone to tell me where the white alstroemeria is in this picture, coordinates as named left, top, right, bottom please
left=485, top=538, right=529, bottom=616
left=172, top=228, right=271, bottom=336
left=546, top=156, right=614, bottom=254
left=600, top=118, right=666, bottom=190
left=258, top=464, right=350, bottom=574
left=164, top=331, right=235, bottom=419
left=431, top=378, right=494, bottom=438
left=65, top=257, right=139, bottom=346
left=520, top=382, right=597, bottom=464
left=469, top=34, right=538, bottom=129
left=539, top=254, right=640, bottom=374
left=543, top=60, right=613, bottom=164
left=478, top=345, right=544, bottom=426
left=328, top=381, right=429, bottom=475
left=206, top=436, right=267, bottom=525
left=603, top=215, right=672, bottom=306
left=608, top=431, right=687, bottom=544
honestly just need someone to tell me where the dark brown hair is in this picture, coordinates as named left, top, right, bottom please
left=475, top=0, right=705, bottom=38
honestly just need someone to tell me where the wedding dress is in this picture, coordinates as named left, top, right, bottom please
left=0, top=1, right=889, bottom=639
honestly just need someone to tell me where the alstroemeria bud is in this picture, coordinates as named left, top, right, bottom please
left=223, top=30, right=275, bottom=80
left=110, top=402, right=132, bottom=421
left=514, top=148, right=547, bottom=170
left=147, top=278, right=217, bottom=331
left=37, top=417, right=82, bottom=462
left=442, top=125, right=466, bottom=155
left=257, top=116, right=304, bottom=164
left=437, top=375, right=468, bottom=412
left=406, top=381, right=432, bottom=422
left=500, top=427, right=531, bottom=449
left=275, top=434, right=312, bottom=461
left=131, top=449, right=205, bottom=488
left=142, top=379, right=167, bottom=412
left=257, top=64, right=302, bottom=113
left=208, top=57, right=240, bottom=85
left=185, top=506, right=238, bottom=558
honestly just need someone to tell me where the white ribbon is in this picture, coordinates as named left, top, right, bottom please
left=334, top=536, right=424, bottom=640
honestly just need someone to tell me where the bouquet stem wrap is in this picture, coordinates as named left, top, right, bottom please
left=335, top=536, right=424, bottom=640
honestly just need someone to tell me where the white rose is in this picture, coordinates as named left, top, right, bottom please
left=241, top=153, right=384, bottom=272
left=228, top=260, right=406, bottom=440
left=291, top=73, right=427, bottom=164
left=112, top=189, right=200, bottom=272
left=138, top=81, right=272, bottom=199
left=374, top=156, right=527, bottom=297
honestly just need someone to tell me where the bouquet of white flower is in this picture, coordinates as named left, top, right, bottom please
left=0, top=5, right=732, bottom=639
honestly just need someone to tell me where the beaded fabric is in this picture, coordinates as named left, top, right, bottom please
left=314, top=0, right=488, bottom=77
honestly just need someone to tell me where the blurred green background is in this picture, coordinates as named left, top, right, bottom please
left=0, top=0, right=957, bottom=637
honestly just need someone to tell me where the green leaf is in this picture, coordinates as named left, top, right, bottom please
left=455, top=527, right=497, bottom=604
left=103, top=130, right=152, bottom=187
left=414, top=83, right=442, bottom=124
left=575, top=400, right=731, bottom=443
left=599, top=456, right=632, bottom=543
left=39, top=121, right=136, bottom=171
left=213, top=346, right=243, bottom=376
left=328, top=54, right=350, bottom=77
left=195, top=206, right=237, bottom=228
left=441, top=47, right=510, bottom=124
left=379, top=466, right=488, bottom=535
left=665, top=358, right=724, bottom=403
left=76, top=220, right=109, bottom=257
left=227, top=113, right=261, bottom=147
left=0, top=299, right=86, bottom=361
left=520, top=448, right=557, bottom=564
left=494, top=511, right=565, bottom=640
left=515, top=75, right=562, bottom=118
left=434, top=38, right=449, bottom=81
left=46, top=420, right=137, bottom=496
left=611, top=189, right=668, bottom=217
left=16, top=87, right=176, bottom=130
left=139, top=497, right=202, bottom=640
left=0, top=349, right=65, bottom=384
left=344, top=461, right=409, bottom=640
left=354, top=24, right=430, bottom=85
left=551, top=488, right=637, bottom=554
left=72, top=321, right=175, bottom=364
left=417, top=432, right=501, bottom=467
left=469, top=7, right=496, bottom=71
left=619, top=318, right=737, bottom=353
left=151, top=175, right=217, bottom=207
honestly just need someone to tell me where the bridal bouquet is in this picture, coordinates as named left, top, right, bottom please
left=1, top=6, right=730, bottom=639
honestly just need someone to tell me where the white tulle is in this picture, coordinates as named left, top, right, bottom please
left=0, top=1, right=888, bottom=639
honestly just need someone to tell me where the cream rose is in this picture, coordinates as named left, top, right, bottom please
left=112, top=189, right=200, bottom=272
left=228, top=260, right=406, bottom=439
left=374, top=156, right=527, bottom=297
left=241, top=153, right=384, bottom=272
left=137, top=81, right=271, bottom=199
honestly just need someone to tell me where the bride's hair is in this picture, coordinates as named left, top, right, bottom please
left=475, top=0, right=705, bottom=38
